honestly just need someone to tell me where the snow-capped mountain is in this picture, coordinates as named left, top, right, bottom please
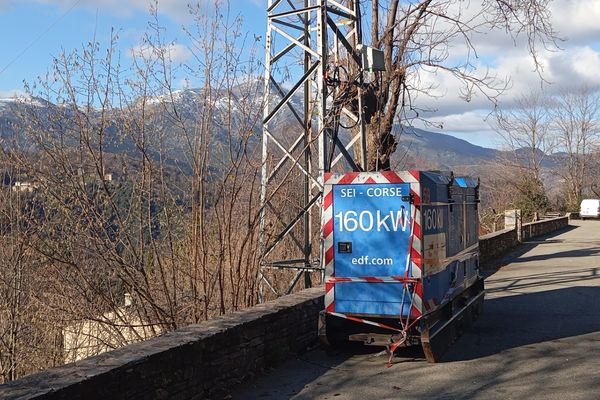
left=0, top=82, right=532, bottom=171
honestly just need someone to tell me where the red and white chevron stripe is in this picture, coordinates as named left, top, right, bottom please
left=323, top=177, right=335, bottom=312
left=326, top=276, right=420, bottom=283
left=322, top=171, right=423, bottom=317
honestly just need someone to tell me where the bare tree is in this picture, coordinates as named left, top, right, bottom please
left=552, top=86, right=600, bottom=210
left=490, top=91, right=557, bottom=218
left=0, top=183, right=29, bottom=383
left=352, top=0, right=558, bottom=170
left=0, top=165, right=63, bottom=383
left=0, top=0, right=264, bottom=379
left=495, top=91, right=556, bottom=181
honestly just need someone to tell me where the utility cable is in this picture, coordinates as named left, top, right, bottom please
left=0, top=0, right=83, bottom=77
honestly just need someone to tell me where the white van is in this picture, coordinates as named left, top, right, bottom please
left=580, top=199, right=600, bottom=219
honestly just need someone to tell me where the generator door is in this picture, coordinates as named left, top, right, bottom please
left=332, top=182, right=414, bottom=317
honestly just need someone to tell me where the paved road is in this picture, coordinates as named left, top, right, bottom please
left=233, top=220, right=600, bottom=400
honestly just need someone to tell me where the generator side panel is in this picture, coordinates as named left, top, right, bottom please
left=451, top=176, right=481, bottom=295
left=421, top=173, right=480, bottom=313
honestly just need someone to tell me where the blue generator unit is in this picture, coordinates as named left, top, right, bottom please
left=319, top=170, right=485, bottom=363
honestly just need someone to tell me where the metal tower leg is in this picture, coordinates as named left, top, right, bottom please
left=259, top=0, right=366, bottom=300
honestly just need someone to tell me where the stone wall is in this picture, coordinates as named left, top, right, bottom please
left=478, top=228, right=519, bottom=267
left=0, top=217, right=569, bottom=400
left=479, top=216, right=569, bottom=266
left=0, top=288, right=324, bottom=400
left=521, top=216, right=569, bottom=241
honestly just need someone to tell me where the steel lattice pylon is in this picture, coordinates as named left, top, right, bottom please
left=258, top=0, right=367, bottom=300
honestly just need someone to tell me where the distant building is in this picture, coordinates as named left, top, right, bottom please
left=62, top=294, right=162, bottom=363
left=12, top=181, right=36, bottom=193
left=77, top=167, right=115, bottom=184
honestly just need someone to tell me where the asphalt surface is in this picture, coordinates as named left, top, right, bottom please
left=232, top=220, right=600, bottom=400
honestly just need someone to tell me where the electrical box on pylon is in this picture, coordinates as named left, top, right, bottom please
left=356, top=44, right=385, bottom=72
left=318, top=170, right=485, bottom=365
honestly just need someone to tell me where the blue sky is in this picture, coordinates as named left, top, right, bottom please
left=0, top=0, right=265, bottom=96
left=2, top=0, right=600, bottom=149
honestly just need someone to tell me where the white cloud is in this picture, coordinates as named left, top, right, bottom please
left=410, top=0, right=600, bottom=101
left=130, top=42, right=193, bottom=64
left=408, top=39, right=600, bottom=148
left=556, top=47, right=600, bottom=84
left=491, top=45, right=600, bottom=108
left=551, top=0, right=600, bottom=43
left=412, top=110, right=502, bottom=148
left=169, top=43, right=193, bottom=64
left=34, top=0, right=194, bottom=22
left=402, top=0, right=600, bottom=147
left=407, top=64, right=499, bottom=118
left=433, top=111, right=494, bottom=133
left=408, top=30, right=600, bottom=114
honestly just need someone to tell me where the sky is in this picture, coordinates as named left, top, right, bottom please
left=2, top=0, right=600, bottom=149
left=0, top=0, right=265, bottom=96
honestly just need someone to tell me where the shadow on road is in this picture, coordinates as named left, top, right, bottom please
left=482, top=225, right=579, bottom=275
left=231, top=346, right=358, bottom=399
left=234, top=285, right=600, bottom=399
left=443, top=285, right=600, bottom=362
left=507, top=247, right=600, bottom=264
left=485, top=267, right=599, bottom=293
left=233, top=223, right=600, bottom=398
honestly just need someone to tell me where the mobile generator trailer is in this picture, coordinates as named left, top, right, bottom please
left=318, top=170, right=485, bottom=363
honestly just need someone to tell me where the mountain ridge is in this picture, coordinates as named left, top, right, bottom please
left=0, top=89, right=555, bottom=172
